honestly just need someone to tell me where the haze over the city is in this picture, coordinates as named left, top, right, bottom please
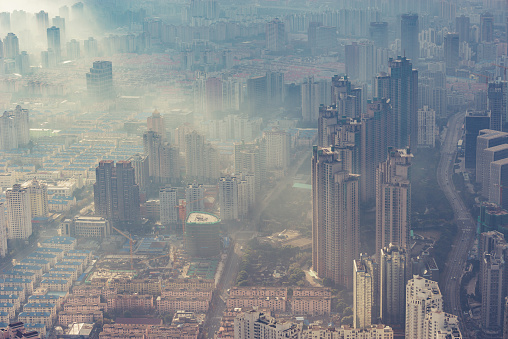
left=0, top=0, right=506, bottom=338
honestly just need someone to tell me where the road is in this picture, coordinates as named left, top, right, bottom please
left=202, top=241, right=241, bottom=338
left=437, top=112, right=476, bottom=338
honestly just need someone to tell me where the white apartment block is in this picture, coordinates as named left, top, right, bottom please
left=6, top=184, right=32, bottom=239
left=263, top=129, right=290, bottom=178
left=406, top=275, right=444, bottom=339
left=234, top=310, right=301, bottom=339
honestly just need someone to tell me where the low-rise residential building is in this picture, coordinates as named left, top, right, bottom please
left=301, top=324, right=394, bottom=338
left=63, top=303, right=105, bottom=313
left=40, top=279, right=71, bottom=292
left=71, top=286, right=103, bottom=296
left=0, top=288, right=24, bottom=302
left=23, top=323, right=46, bottom=337
left=66, top=294, right=101, bottom=305
left=40, top=237, right=76, bottom=252
left=107, top=294, right=154, bottom=311
left=58, top=311, right=103, bottom=327
left=107, top=279, right=161, bottom=295
left=161, top=289, right=213, bottom=299
left=18, top=260, right=50, bottom=273
left=27, top=295, right=63, bottom=310
left=33, top=248, right=64, bottom=261
left=0, top=321, right=43, bottom=338
left=42, top=273, right=72, bottom=281
left=1, top=272, right=35, bottom=282
left=145, top=324, right=199, bottom=339
left=291, top=297, right=331, bottom=316
left=157, top=297, right=210, bottom=313
left=0, top=279, right=33, bottom=295
left=161, top=278, right=214, bottom=290
left=0, top=296, right=20, bottom=311
left=292, top=287, right=331, bottom=297
left=0, top=312, right=9, bottom=324
left=229, top=287, right=287, bottom=298
left=11, top=266, right=43, bottom=281
left=54, top=262, right=83, bottom=275
left=26, top=253, right=58, bottom=266
left=18, top=312, right=52, bottom=328
left=22, top=303, right=57, bottom=319
left=49, top=267, right=77, bottom=280
left=67, top=250, right=93, bottom=264
left=0, top=303, right=15, bottom=321
left=226, top=297, right=286, bottom=312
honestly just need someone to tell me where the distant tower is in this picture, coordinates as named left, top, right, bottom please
left=66, top=39, right=80, bottom=59
left=84, top=37, right=98, bottom=57
left=16, top=51, right=30, bottom=75
left=86, top=61, right=114, bottom=102
left=266, top=18, right=285, bottom=52
left=400, top=13, right=419, bottom=64
left=480, top=12, right=494, bottom=43
left=35, top=10, right=49, bottom=34
left=444, top=33, right=459, bottom=75
left=0, top=105, right=30, bottom=150
left=4, top=33, right=19, bottom=59
left=128, top=154, right=149, bottom=194
left=455, top=15, right=470, bottom=43
left=488, top=81, right=508, bottom=132
left=312, top=146, right=360, bottom=289
left=464, top=111, right=491, bottom=169
left=147, top=109, right=166, bottom=139
left=375, top=57, right=418, bottom=149
left=369, top=22, right=388, bottom=49
left=47, top=26, right=61, bottom=61
left=376, top=148, right=413, bottom=258
left=6, top=184, right=32, bottom=239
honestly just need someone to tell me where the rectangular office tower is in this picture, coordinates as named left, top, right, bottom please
left=375, top=57, right=418, bottom=149
left=465, top=111, right=490, bottom=169
left=93, top=160, right=140, bottom=224
left=489, top=158, right=508, bottom=209
left=312, top=146, right=359, bottom=289
left=376, top=148, right=413, bottom=257
left=487, top=81, right=508, bottom=132
left=476, top=130, right=508, bottom=187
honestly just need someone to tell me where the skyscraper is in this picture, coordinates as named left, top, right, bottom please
left=401, top=13, right=419, bottom=64
left=405, top=276, right=444, bottom=339
left=480, top=12, right=494, bottom=43
left=185, top=183, right=205, bottom=217
left=86, top=60, right=114, bottom=102
left=35, top=10, right=49, bottom=34
left=0, top=105, right=30, bottom=150
left=47, top=26, right=61, bottom=61
left=159, top=186, right=178, bottom=229
left=361, top=98, right=391, bottom=202
left=263, top=128, right=290, bottom=177
left=376, top=148, right=412, bottom=258
left=369, top=22, right=388, bottom=49
left=380, top=244, right=406, bottom=326
left=455, top=15, right=470, bottom=43
left=487, top=81, right=507, bottom=132
left=464, top=111, right=491, bottom=169
left=6, top=184, right=32, bottom=239
left=375, top=57, right=418, bottom=149
left=93, top=160, right=140, bottom=224
left=353, top=254, right=379, bottom=329
left=185, top=131, right=219, bottom=183
left=444, top=33, right=459, bottom=75
left=301, top=77, right=321, bottom=122
left=416, top=106, right=436, bottom=148
left=128, top=153, right=149, bottom=194
left=266, top=18, right=285, bottom=52
left=312, top=146, right=360, bottom=288
left=4, top=33, right=19, bottom=59
left=218, top=176, right=239, bottom=221
left=147, top=109, right=166, bottom=139
left=24, top=179, right=48, bottom=218
left=0, top=203, right=7, bottom=257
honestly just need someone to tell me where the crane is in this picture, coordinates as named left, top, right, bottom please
left=112, top=226, right=135, bottom=270
left=492, top=63, right=508, bottom=81
left=138, top=252, right=171, bottom=265
left=469, top=72, right=490, bottom=84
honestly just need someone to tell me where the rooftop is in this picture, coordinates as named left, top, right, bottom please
left=186, top=212, right=220, bottom=224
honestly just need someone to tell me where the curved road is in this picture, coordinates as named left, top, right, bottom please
left=437, top=112, right=476, bottom=338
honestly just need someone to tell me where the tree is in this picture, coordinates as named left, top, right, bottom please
left=342, top=307, right=353, bottom=317
left=341, top=315, right=354, bottom=326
